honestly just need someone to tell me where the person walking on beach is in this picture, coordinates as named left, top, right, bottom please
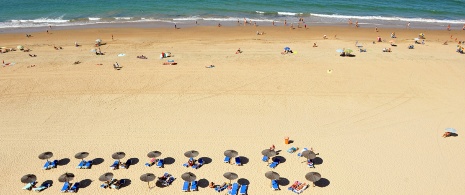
left=348, top=19, right=352, bottom=25
left=112, top=34, right=114, bottom=40
left=272, top=21, right=275, bottom=26
left=174, top=23, right=177, bottom=29
left=407, top=22, right=410, bottom=29
left=447, top=24, right=451, bottom=31
left=375, top=27, right=378, bottom=32
left=284, top=20, right=287, bottom=26
left=355, top=21, right=359, bottom=28
left=462, top=24, right=465, bottom=30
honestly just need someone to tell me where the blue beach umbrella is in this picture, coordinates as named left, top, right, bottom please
left=336, top=49, right=344, bottom=53
left=445, top=128, right=457, bottom=134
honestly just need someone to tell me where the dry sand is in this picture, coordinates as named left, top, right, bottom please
left=1, top=25, right=465, bottom=194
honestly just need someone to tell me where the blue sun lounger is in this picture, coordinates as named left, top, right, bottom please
left=43, top=161, right=51, bottom=169
left=32, top=183, right=51, bottom=192
left=262, top=155, right=269, bottom=162
left=49, top=160, right=58, bottom=169
left=156, top=159, right=164, bottom=168
left=224, top=156, right=231, bottom=163
left=269, top=158, right=280, bottom=169
left=61, top=181, right=70, bottom=193
left=271, top=180, right=280, bottom=190
left=229, top=183, right=240, bottom=195
left=22, top=182, right=36, bottom=190
left=110, top=160, right=119, bottom=169
left=164, top=176, right=175, bottom=186
left=83, top=160, right=93, bottom=169
left=76, top=160, right=86, bottom=169
left=239, top=184, right=248, bottom=195
left=192, top=158, right=204, bottom=169
left=121, top=159, right=131, bottom=169
left=69, top=182, right=80, bottom=193
left=190, top=180, right=198, bottom=191
left=182, top=181, right=189, bottom=192
left=234, top=157, right=242, bottom=166
left=215, top=183, right=228, bottom=192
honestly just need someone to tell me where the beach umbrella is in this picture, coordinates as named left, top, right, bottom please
left=261, top=149, right=276, bottom=158
left=95, top=39, right=102, bottom=43
left=224, top=150, right=238, bottom=158
left=99, top=172, right=114, bottom=182
left=17, top=45, right=24, bottom=50
left=38, top=152, right=53, bottom=161
left=181, top=172, right=197, bottom=182
left=184, top=150, right=199, bottom=158
left=344, top=48, right=353, bottom=54
left=336, top=49, right=344, bottom=53
left=305, top=172, right=321, bottom=187
left=112, top=152, right=125, bottom=160
left=147, top=151, right=162, bottom=158
left=74, top=152, right=89, bottom=160
left=223, top=172, right=238, bottom=184
left=140, top=173, right=156, bottom=188
left=414, top=38, right=420, bottom=41
left=301, top=150, right=317, bottom=160
left=21, top=174, right=37, bottom=183
left=265, top=171, right=280, bottom=180
left=445, top=128, right=457, bottom=134
left=58, top=173, right=75, bottom=182
left=284, top=47, right=290, bottom=51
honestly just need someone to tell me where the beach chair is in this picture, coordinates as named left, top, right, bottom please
left=271, top=180, right=280, bottom=190
left=287, top=147, right=297, bottom=153
left=111, top=179, right=125, bottom=190
left=83, top=160, right=93, bottom=169
left=224, top=156, right=231, bottom=163
left=49, top=160, right=58, bottom=169
left=297, top=148, right=308, bottom=157
left=22, top=182, right=36, bottom=190
left=234, top=157, right=242, bottom=166
left=269, top=158, right=280, bottom=169
left=293, top=182, right=308, bottom=194
left=262, top=155, right=269, bottom=162
left=239, top=184, right=248, bottom=195
left=61, top=182, right=70, bottom=193
left=69, top=182, right=80, bottom=193
left=121, top=159, right=131, bottom=169
left=229, top=183, right=240, bottom=195
left=288, top=181, right=300, bottom=191
left=32, top=183, right=51, bottom=192
left=156, top=159, right=164, bottom=168
left=307, top=159, right=315, bottom=168
left=164, top=176, right=175, bottom=186
left=76, top=160, right=86, bottom=169
left=215, top=183, right=228, bottom=192
left=43, top=161, right=51, bottom=170
left=192, top=158, right=204, bottom=169
left=182, top=181, right=189, bottom=192
left=145, top=158, right=156, bottom=167
left=110, top=160, right=119, bottom=170
left=190, top=180, right=198, bottom=191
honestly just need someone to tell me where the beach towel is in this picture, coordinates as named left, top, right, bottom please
left=118, top=53, right=126, bottom=57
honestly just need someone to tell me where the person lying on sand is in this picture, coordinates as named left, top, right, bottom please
left=313, top=43, right=318, bottom=47
left=209, top=182, right=216, bottom=188
left=29, top=54, right=37, bottom=57
left=205, top=65, right=215, bottom=68
left=236, top=48, right=242, bottom=54
left=443, top=132, right=451, bottom=138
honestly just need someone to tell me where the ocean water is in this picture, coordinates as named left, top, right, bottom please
left=0, top=0, right=464, bottom=29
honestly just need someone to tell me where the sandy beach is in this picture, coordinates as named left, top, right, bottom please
left=1, top=25, right=465, bottom=194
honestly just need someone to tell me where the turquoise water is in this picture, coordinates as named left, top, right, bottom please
left=0, top=0, right=464, bottom=29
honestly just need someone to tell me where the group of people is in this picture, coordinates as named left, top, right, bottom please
left=137, top=55, right=147, bottom=59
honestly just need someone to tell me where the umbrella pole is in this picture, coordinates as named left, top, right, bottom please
left=147, top=181, right=149, bottom=189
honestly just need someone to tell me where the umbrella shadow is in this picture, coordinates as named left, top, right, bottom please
left=128, top=158, right=139, bottom=166
left=237, top=178, right=250, bottom=185
left=199, top=157, right=212, bottom=164
left=313, top=157, right=323, bottom=165
left=79, top=179, right=92, bottom=188
left=198, top=178, right=209, bottom=188
left=278, top=177, right=290, bottom=186
left=314, top=178, right=330, bottom=187
left=288, top=140, right=294, bottom=144
left=58, top=158, right=70, bottom=166
left=155, top=179, right=173, bottom=188
left=163, top=157, right=175, bottom=165
left=449, top=133, right=459, bottom=137
left=275, top=150, right=281, bottom=155
left=42, top=180, right=53, bottom=187
left=273, top=156, right=286, bottom=163
left=92, top=158, right=104, bottom=165
left=239, top=156, right=249, bottom=165
left=121, top=178, right=131, bottom=189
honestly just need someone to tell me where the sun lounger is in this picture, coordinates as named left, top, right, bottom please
left=162, top=62, right=177, bottom=65
left=182, top=181, right=189, bottom=192
left=163, top=176, right=175, bottom=186
left=287, top=147, right=297, bottom=153
left=215, top=183, right=228, bottom=192
left=83, top=160, right=93, bottom=169
left=234, top=157, right=242, bottom=166
left=43, top=161, right=51, bottom=169
left=22, top=182, right=36, bottom=190
left=69, top=182, right=80, bottom=193
left=111, top=179, right=125, bottom=190
left=239, top=184, right=248, bottom=195
left=224, top=156, right=231, bottom=163
left=307, top=159, right=315, bottom=168
left=49, top=160, right=58, bottom=169
left=192, top=158, right=204, bottom=169
left=269, top=158, right=280, bottom=169
left=271, top=180, right=280, bottom=190
left=76, top=160, right=86, bottom=169
left=190, top=180, right=198, bottom=191
left=293, top=182, right=308, bottom=194
left=32, top=183, right=51, bottom=192
left=121, top=159, right=131, bottom=169
left=145, top=158, right=156, bottom=167
left=288, top=181, right=300, bottom=191
left=110, top=160, right=119, bottom=170
left=229, top=183, right=240, bottom=195
left=262, top=155, right=269, bottom=162
left=61, top=182, right=70, bottom=193
left=156, top=159, right=164, bottom=168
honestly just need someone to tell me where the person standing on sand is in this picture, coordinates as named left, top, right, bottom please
left=112, top=34, right=114, bottom=40
left=375, top=27, right=378, bottom=32
left=447, top=24, right=451, bottom=31
left=462, top=24, right=465, bottom=30
left=272, top=21, right=275, bottom=26
left=284, top=20, right=287, bottom=26
left=174, top=23, right=177, bottom=29
left=407, top=22, right=410, bottom=29
left=355, top=21, right=359, bottom=28
left=348, top=19, right=352, bottom=25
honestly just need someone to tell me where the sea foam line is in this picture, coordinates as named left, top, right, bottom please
left=311, top=13, right=465, bottom=24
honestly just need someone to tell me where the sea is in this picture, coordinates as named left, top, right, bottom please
left=0, top=0, right=464, bottom=31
